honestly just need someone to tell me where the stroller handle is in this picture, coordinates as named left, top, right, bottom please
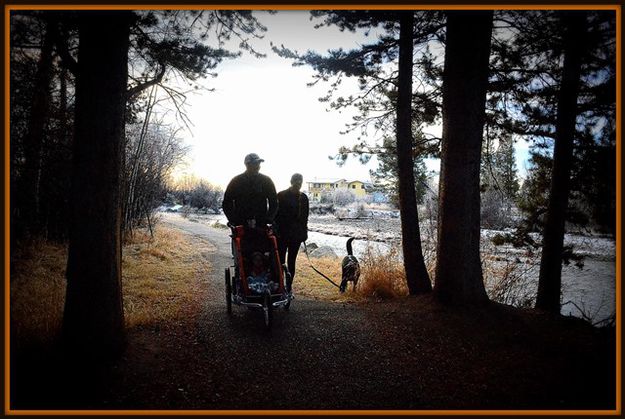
left=227, top=220, right=272, bottom=231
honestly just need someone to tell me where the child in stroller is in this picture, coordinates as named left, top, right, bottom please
left=246, top=251, right=278, bottom=294
left=225, top=224, right=293, bottom=329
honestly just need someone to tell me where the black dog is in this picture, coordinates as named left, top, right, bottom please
left=339, top=238, right=361, bottom=293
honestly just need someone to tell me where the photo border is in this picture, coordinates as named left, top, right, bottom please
left=3, top=2, right=621, bottom=416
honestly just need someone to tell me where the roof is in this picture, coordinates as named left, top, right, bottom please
left=307, top=178, right=344, bottom=184
left=307, top=178, right=371, bottom=185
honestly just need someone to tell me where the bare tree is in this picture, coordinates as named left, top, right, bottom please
left=17, top=15, right=55, bottom=236
left=123, top=118, right=188, bottom=237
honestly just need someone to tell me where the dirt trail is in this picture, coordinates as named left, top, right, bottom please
left=109, top=213, right=401, bottom=409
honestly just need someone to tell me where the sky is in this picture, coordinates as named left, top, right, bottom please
left=160, top=10, right=530, bottom=192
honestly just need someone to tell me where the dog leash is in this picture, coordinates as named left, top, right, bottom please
left=302, top=241, right=341, bottom=289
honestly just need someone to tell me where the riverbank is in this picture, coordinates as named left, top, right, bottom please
left=179, top=211, right=616, bottom=325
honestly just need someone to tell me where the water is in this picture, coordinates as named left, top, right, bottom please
left=306, top=231, right=616, bottom=325
left=561, top=260, right=616, bottom=323
left=307, top=231, right=391, bottom=258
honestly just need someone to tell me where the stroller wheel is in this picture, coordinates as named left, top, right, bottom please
left=284, top=291, right=292, bottom=311
left=225, top=268, right=232, bottom=315
left=263, top=290, right=273, bottom=330
left=283, top=265, right=292, bottom=310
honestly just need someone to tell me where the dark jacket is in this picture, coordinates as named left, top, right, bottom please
left=275, top=188, right=309, bottom=242
left=222, top=172, right=278, bottom=226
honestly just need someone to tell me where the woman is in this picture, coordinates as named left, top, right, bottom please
left=275, top=173, right=309, bottom=293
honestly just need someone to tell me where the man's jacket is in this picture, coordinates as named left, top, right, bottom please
left=222, top=172, right=278, bottom=226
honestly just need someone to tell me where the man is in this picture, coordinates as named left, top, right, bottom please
left=222, top=153, right=278, bottom=228
left=275, top=173, right=309, bottom=293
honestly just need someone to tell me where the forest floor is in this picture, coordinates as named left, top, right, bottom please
left=9, top=214, right=617, bottom=411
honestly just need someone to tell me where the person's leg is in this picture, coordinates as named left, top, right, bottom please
left=286, top=241, right=300, bottom=289
left=277, top=238, right=287, bottom=266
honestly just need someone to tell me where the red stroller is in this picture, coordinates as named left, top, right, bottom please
left=225, top=225, right=293, bottom=330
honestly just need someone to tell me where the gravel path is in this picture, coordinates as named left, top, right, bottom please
left=109, top=214, right=411, bottom=410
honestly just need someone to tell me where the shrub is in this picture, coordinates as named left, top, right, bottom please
left=169, top=175, right=223, bottom=213
left=482, top=252, right=538, bottom=308
left=333, top=190, right=356, bottom=206
left=481, top=188, right=516, bottom=229
left=319, top=189, right=356, bottom=207
left=356, top=244, right=409, bottom=299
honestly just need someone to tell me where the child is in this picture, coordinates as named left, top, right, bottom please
left=246, top=252, right=275, bottom=294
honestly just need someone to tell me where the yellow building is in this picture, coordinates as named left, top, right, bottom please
left=306, top=178, right=371, bottom=201
left=347, top=180, right=367, bottom=198
left=307, top=178, right=340, bottom=201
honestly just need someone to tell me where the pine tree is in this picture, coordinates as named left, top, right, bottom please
left=488, top=10, right=616, bottom=235
left=396, top=11, right=431, bottom=294
left=368, top=134, right=430, bottom=207
left=434, top=10, right=493, bottom=305
left=480, top=133, right=519, bottom=228
left=63, top=10, right=133, bottom=356
left=536, top=11, right=588, bottom=313
left=9, top=10, right=270, bottom=241
left=274, top=11, right=445, bottom=294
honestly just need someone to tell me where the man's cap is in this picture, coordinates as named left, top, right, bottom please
left=244, top=153, right=264, bottom=165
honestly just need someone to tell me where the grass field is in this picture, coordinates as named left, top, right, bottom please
left=10, top=226, right=212, bottom=349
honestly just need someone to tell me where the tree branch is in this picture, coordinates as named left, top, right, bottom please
left=50, top=21, right=78, bottom=76
left=126, top=64, right=166, bottom=101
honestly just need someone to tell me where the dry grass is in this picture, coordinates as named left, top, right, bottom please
left=121, top=226, right=213, bottom=329
left=10, top=226, right=213, bottom=348
left=295, top=256, right=357, bottom=302
left=357, top=245, right=409, bottom=299
left=482, top=252, right=539, bottom=308
left=295, top=243, right=410, bottom=302
left=10, top=239, right=67, bottom=348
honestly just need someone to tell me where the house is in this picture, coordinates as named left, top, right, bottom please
left=307, top=178, right=340, bottom=201
left=306, top=178, right=372, bottom=201
left=346, top=180, right=367, bottom=198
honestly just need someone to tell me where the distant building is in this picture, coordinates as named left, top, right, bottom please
left=306, top=178, right=373, bottom=201
left=371, top=191, right=389, bottom=204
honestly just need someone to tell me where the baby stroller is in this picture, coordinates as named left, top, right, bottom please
left=225, top=223, right=293, bottom=330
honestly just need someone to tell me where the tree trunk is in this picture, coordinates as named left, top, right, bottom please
left=434, top=11, right=493, bottom=305
left=536, top=12, right=587, bottom=313
left=396, top=11, right=432, bottom=295
left=123, top=85, right=156, bottom=236
left=19, top=19, right=55, bottom=236
left=58, top=37, right=69, bottom=145
left=63, top=11, right=132, bottom=357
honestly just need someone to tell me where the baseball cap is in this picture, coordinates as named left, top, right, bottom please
left=244, top=153, right=264, bottom=165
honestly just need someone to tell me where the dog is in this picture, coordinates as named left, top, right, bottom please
left=339, top=238, right=360, bottom=293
